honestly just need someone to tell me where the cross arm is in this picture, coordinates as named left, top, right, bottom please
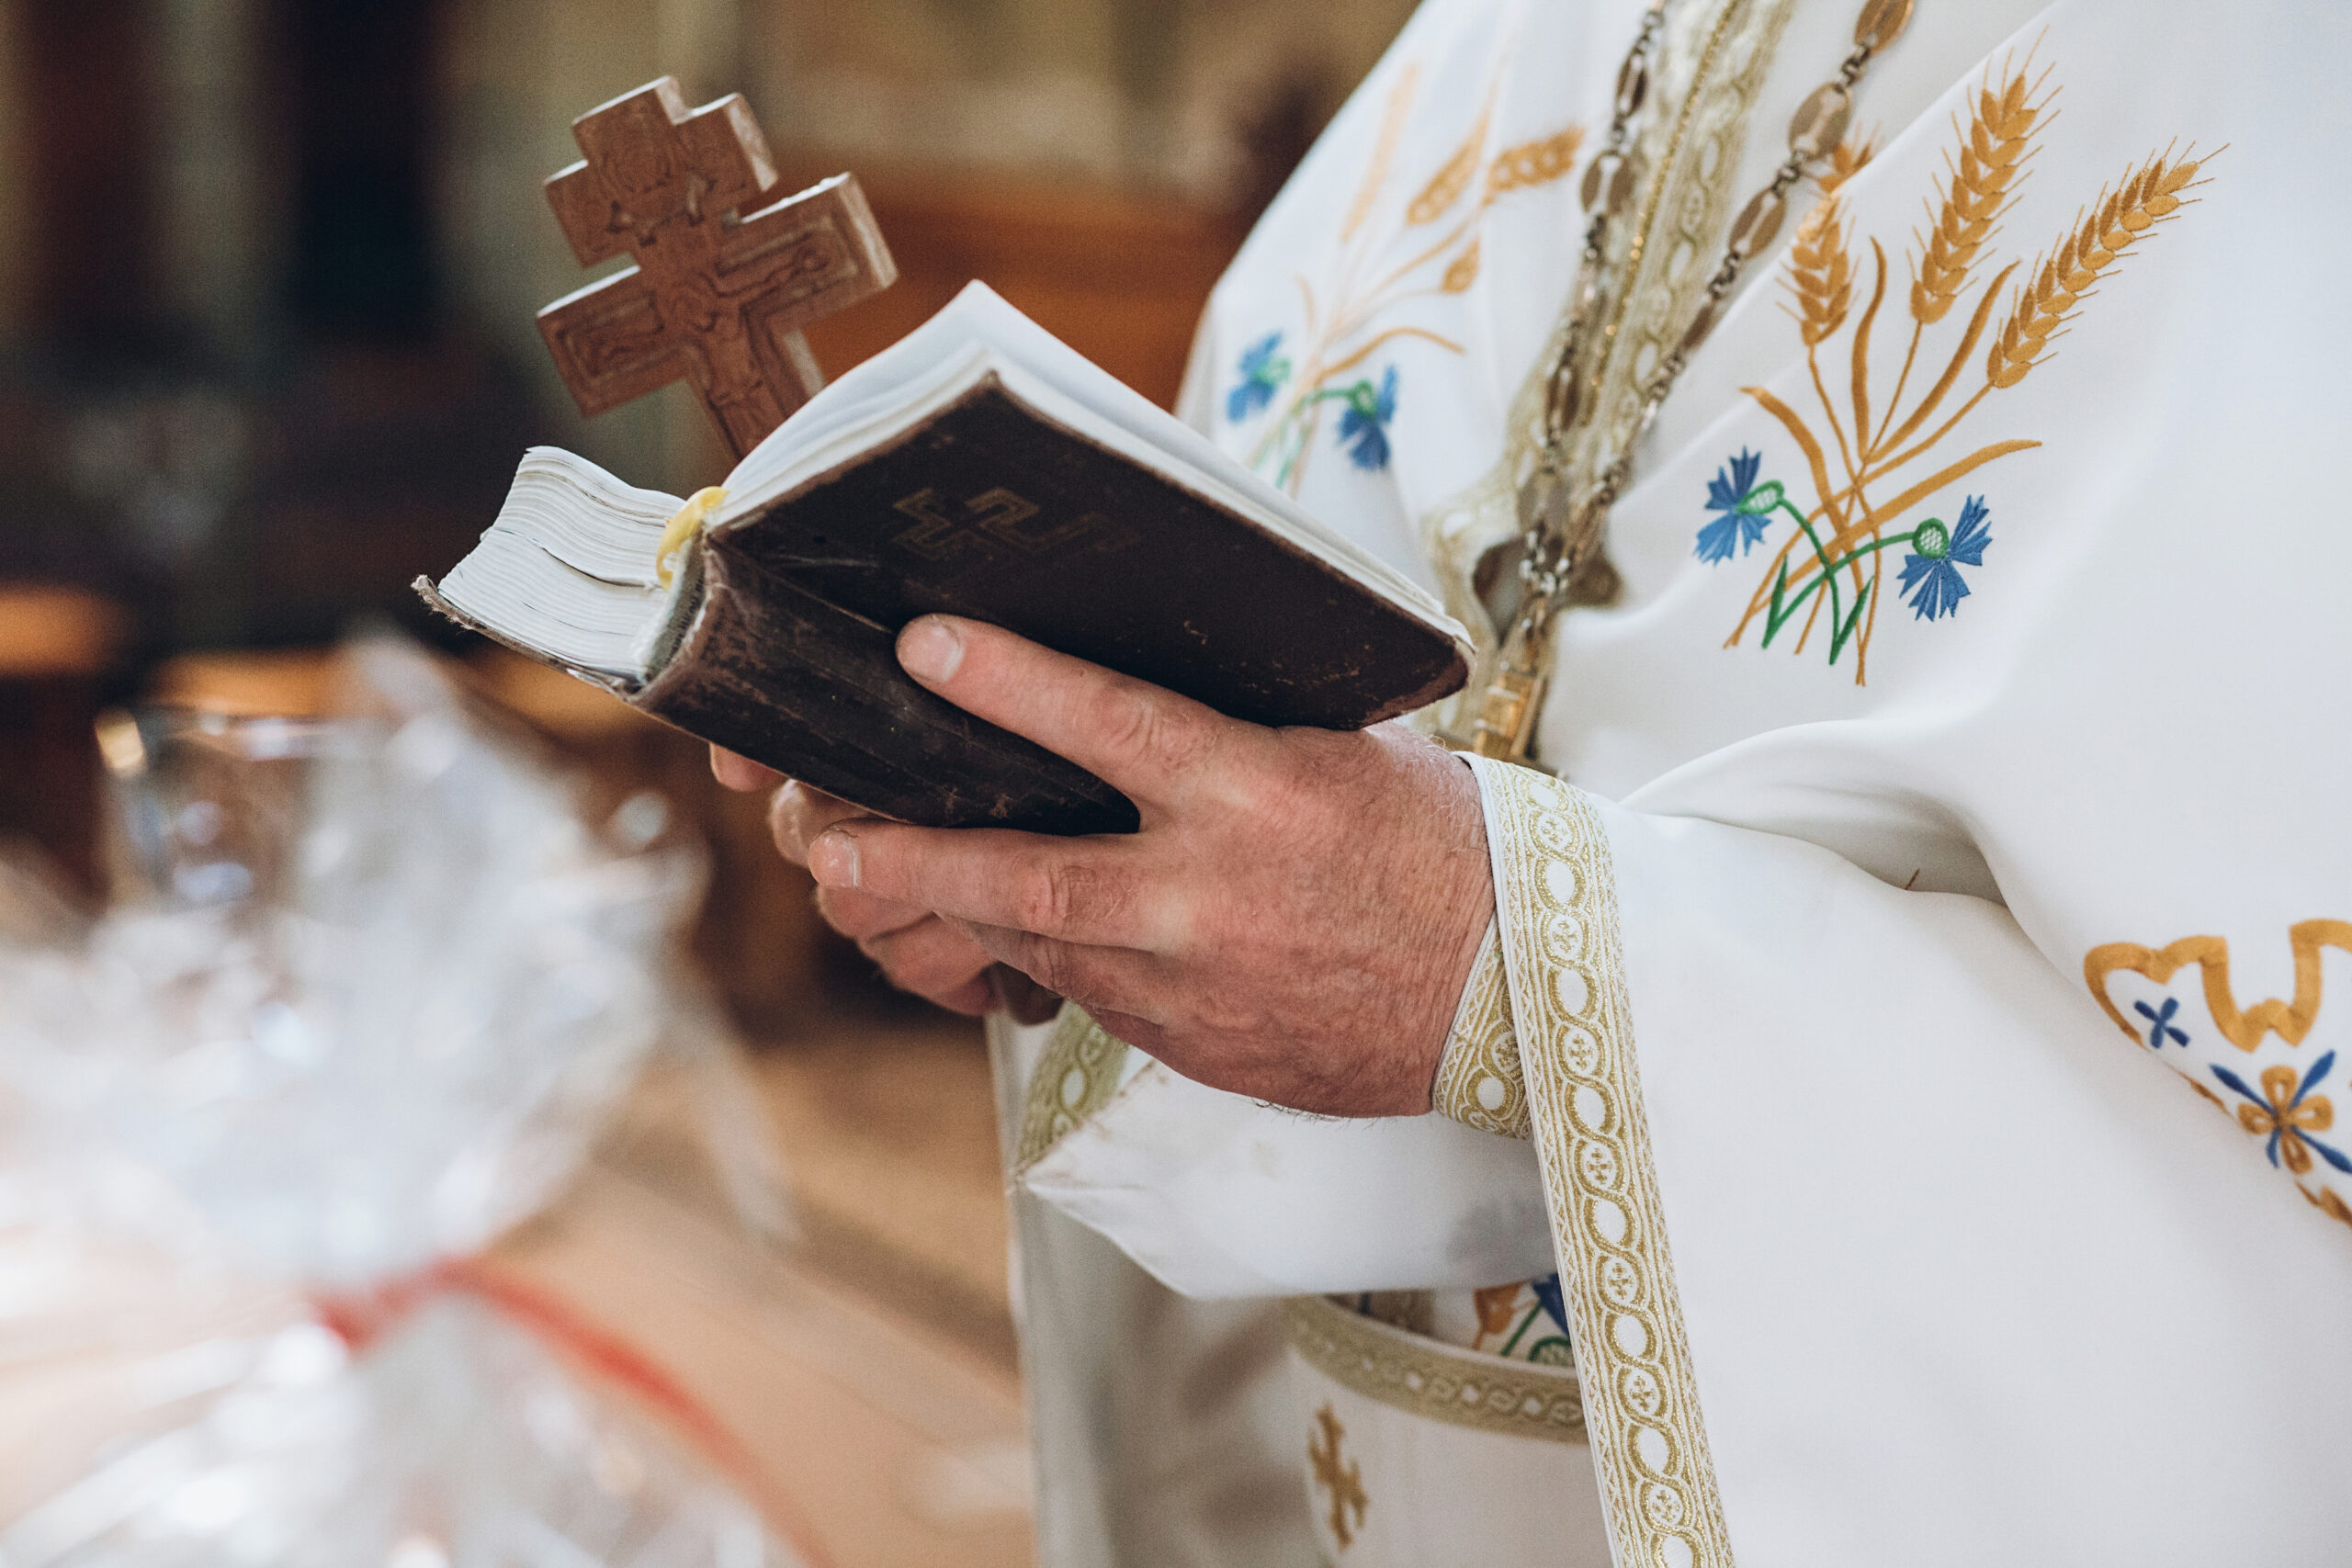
left=536, top=265, right=674, bottom=419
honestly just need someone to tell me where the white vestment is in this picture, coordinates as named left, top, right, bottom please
left=992, top=1, right=2352, bottom=1563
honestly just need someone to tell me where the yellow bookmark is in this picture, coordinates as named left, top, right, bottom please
left=655, top=487, right=729, bottom=587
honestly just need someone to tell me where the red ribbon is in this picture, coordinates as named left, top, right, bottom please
left=316, top=1257, right=835, bottom=1568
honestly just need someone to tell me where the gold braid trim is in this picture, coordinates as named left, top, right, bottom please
left=1283, top=1294, right=1586, bottom=1444
left=1420, top=0, right=1798, bottom=741
left=1013, top=1005, right=1132, bottom=1168
left=1464, top=755, right=1734, bottom=1568
left=1430, top=919, right=1532, bottom=1139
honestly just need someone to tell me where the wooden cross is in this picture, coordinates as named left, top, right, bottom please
left=537, top=77, right=897, bottom=459
left=1307, top=1404, right=1368, bottom=1550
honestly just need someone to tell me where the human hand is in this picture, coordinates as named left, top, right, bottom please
left=710, top=750, right=1008, bottom=1017
left=793, top=615, right=1494, bottom=1116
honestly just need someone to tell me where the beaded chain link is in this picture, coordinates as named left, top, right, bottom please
left=1464, top=0, right=1914, bottom=761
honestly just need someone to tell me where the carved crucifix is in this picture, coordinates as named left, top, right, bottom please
left=537, top=77, right=897, bottom=458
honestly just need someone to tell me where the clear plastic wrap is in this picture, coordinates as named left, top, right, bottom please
left=0, top=637, right=820, bottom=1568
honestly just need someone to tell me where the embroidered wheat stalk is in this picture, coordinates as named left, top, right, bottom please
left=1820, top=137, right=1875, bottom=197
left=1985, top=148, right=2207, bottom=388
left=1343, top=66, right=1419, bottom=243
left=1785, top=197, right=1856, bottom=346
left=1912, top=66, right=2047, bottom=324
left=1486, top=127, right=1586, bottom=198
left=1408, top=98, right=1492, bottom=224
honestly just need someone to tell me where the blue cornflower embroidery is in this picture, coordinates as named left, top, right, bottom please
left=2135, top=996, right=2190, bottom=1049
left=1694, top=447, right=1783, bottom=563
left=1336, top=366, right=1399, bottom=472
left=2212, top=1050, right=2352, bottom=1176
left=1897, top=494, right=1992, bottom=621
left=1697, top=448, right=1999, bottom=666
left=1529, top=1271, right=1569, bottom=1337
left=1226, top=331, right=1290, bottom=423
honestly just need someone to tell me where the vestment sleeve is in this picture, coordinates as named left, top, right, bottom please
left=1010, top=1007, right=1555, bottom=1298
left=1460, top=754, right=2352, bottom=1567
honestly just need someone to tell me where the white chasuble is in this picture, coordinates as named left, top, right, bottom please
left=992, top=0, right=2352, bottom=1564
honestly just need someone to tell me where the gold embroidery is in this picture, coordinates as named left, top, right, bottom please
left=1466, top=755, right=1734, bottom=1567
left=1723, top=50, right=2218, bottom=682
left=1911, top=71, right=2036, bottom=326
left=1012, top=1005, right=1132, bottom=1168
left=1472, top=1281, right=1525, bottom=1347
left=2301, top=1182, right=2352, bottom=1234
left=1487, top=127, right=1588, bottom=197
left=1344, top=65, right=1420, bottom=244
left=1307, top=1402, right=1370, bottom=1550
left=1250, top=42, right=1585, bottom=493
left=1408, top=93, right=1495, bottom=225
left=1785, top=191, right=1855, bottom=346
left=1442, top=236, right=1482, bottom=295
left=2235, top=1066, right=2338, bottom=1178
left=2086, top=923, right=2352, bottom=1226
left=1283, top=1294, right=1587, bottom=1444
left=2086, top=921, right=2352, bottom=1054
left=1422, top=0, right=1796, bottom=737
left=1985, top=150, right=2211, bottom=388
left=1430, top=919, right=1532, bottom=1139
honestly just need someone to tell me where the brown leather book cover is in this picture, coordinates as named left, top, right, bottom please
left=426, top=375, right=1469, bottom=836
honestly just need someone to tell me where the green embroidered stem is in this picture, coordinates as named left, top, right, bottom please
left=1762, top=501, right=1846, bottom=649
left=1270, top=382, right=1382, bottom=490
left=1498, top=1301, right=1543, bottom=1359
left=1760, top=494, right=1917, bottom=663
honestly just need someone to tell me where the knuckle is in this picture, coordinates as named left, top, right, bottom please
left=1009, top=855, right=1128, bottom=937
left=1089, top=682, right=1206, bottom=780
left=1010, top=863, right=1069, bottom=934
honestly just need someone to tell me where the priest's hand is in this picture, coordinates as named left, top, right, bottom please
left=719, top=615, right=1494, bottom=1117
left=709, top=751, right=1006, bottom=1019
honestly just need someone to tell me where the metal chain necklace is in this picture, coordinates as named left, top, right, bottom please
left=1463, top=0, right=1915, bottom=761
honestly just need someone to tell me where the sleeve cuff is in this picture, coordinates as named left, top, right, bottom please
left=1430, top=916, right=1532, bottom=1139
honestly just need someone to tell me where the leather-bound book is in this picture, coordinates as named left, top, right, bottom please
left=418, top=285, right=1472, bottom=836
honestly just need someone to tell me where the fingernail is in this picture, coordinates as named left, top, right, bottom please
left=808, top=829, right=859, bottom=888
left=899, top=616, right=964, bottom=683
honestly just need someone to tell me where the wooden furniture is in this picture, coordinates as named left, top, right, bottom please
left=538, top=78, right=897, bottom=458
left=0, top=584, right=129, bottom=892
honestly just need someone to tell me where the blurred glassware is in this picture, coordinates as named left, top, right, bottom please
left=0, top=634, right=820, bottom=1568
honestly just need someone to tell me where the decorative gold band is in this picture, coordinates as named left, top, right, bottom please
left=1466, top=757, right=1735, bottom=1567
left=1431, top=919, right=1533, bottom=1139
left=1013, top=1004, right=1133, bottom=1168
left=1283, top=1293, right=1587, bottom=1445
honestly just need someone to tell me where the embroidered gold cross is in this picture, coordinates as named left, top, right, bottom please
left=1307, top=1403, right=1368, bottom=1550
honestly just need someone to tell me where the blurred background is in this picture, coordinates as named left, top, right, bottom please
left=0, top=2, right=1414, bottom=1562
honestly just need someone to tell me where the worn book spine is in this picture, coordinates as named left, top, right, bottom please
left=638, top=542, right=1139, bottom=833
left=414, top=562, right=1138, bottom=835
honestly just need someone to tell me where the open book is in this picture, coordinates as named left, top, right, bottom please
left=419, top=284, right=1471, bottom=835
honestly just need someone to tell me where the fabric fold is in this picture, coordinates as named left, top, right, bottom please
left=1458, top=756, right=2352, bottom=1566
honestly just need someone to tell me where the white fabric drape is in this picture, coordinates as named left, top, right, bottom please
left=1000, top=0, right=2352, bottom=1561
